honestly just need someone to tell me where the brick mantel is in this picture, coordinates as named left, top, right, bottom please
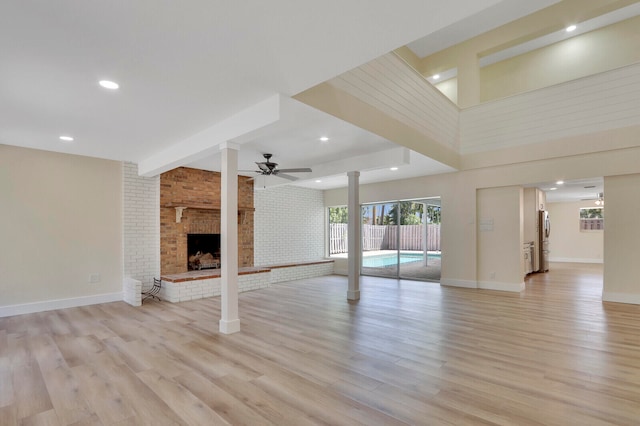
left=160, top=167, right=254, bottom=275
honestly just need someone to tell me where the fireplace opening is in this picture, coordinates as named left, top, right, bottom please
left=187, top=234, right=221, bottom=270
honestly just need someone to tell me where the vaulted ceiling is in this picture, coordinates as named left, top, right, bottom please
left=1, top=1, right=637, bottom=196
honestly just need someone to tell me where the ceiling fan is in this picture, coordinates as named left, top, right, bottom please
left=249, top=153, right=312, bottom=181
left=581, top=192, right=605, bottom=205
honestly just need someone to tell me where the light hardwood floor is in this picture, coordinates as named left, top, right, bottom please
left=2, top=263, right=640, bottom=425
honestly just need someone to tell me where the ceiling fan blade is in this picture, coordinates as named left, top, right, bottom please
left=256, top=162, right=270, bottom=172
left=276, top=173, right=298, bottom=181
left=277, top=168, right=312, bottom=173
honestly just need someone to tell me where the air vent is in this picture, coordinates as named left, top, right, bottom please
left=584, top=185, right=596, bottom=188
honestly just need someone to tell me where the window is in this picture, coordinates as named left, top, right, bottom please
left=328, top=207, right=348, bottom=256
left=580, top=207, right=604, bottom=231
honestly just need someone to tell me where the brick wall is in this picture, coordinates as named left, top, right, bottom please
left=254, top=185, right=325, bottom=265
left=123, top=162, right=160, bottom=292
left=160, top=167, right=254, bottom=274
left=159, top=272, right=270, bottom=303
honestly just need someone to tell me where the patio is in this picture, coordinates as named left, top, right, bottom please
left=332, top=250, right=442, bottom=282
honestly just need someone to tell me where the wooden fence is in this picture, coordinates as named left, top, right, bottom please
left=330, top=223, right=441, bottom=254
left=580, top=218, right=604, bottom=231
left=330, top=223, right=349, bottom=254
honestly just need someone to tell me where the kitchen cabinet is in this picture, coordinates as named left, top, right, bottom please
left=524, top=241, right=534, bottom=276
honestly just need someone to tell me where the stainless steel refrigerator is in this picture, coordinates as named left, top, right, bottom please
left=538, top=210, right=550, bottom=272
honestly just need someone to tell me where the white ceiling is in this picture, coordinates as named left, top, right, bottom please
left=0, top=0, right=500, bottom=160
left=528, top=177, right=604, bottom=204
left=424, top=2, right=640, bottom=84
left=185, top=97, right=456, bottom=190
left=0, top=1, right=620, bottom=195
left=406, top=0, right=561, bottom=58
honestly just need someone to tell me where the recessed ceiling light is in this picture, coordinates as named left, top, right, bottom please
left=549, top=187, right=557, bottom=191
left=556, top=180, right=564, bottom=185
left=99, top=80, right=119, bottom=90
left=390, top=167, right=398, bottom=171
left=59, top=135, right=74, bottom=142
left=432, top=74, right=440, bottom=80
left=319, top=136, right=329, bottom=142
left=566, top=25, right=577, bottom=32
left=315, top=180, right=322, bottom=183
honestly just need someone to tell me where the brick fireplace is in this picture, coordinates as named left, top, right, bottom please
left=160, top=167, right=254, bottom=275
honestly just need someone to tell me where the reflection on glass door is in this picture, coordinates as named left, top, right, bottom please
left=361, top=202, right=398, bottom=278
left=398, top=200, right=441, bottom=282
left=361, top=199, right=441, bottom=282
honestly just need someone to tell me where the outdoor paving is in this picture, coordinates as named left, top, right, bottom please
left=334, top=250, right=442, bottom=282
left=362, top=257, right=441, bottom=281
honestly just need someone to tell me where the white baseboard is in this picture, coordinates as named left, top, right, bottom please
left=550, top=257, right=603, bottom=264
left=0, top=292, right=124, bottom=318
left=478, top=280, right=525, bottom=292
left=441, top=278, right=477, bottom=289
left=602, top=292, right=640, bottom=305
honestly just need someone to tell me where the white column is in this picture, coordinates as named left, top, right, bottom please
left=219, top=142, right=241, bottom=334
left=347, top=171, right=361, bottom=300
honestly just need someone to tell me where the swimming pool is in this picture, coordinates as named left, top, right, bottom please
left=362, top=253, right=440, bottom=268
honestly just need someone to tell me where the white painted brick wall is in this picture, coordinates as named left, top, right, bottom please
left=271, top=263, right=334, bottom=283
left=159, top=272, right=270, bottom=303
left=254, top=186, right=325, bottom=265
left=123, top=277, right=142, bottom=307
left=123, top=162, right=160, bottom=297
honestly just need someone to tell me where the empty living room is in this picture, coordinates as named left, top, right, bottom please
left=3, top=1, right=640, bottom=424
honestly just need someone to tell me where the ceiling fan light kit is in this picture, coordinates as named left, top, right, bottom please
left=251, top=153, right=312, bottom=182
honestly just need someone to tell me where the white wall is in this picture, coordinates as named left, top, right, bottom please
left=477, top=186, right=524, bottom=291
left=461, top=62, right=640, bottom=156
left=0, top=145, right=123, bottom=316
left=603, top=174, right=640, bottom=304
left=254, top=185, right=325, bottom=265
left=481, top=15, right=640, bottom=102
left=325, top=141, right=640, bottom=299
left=435, top=77, right=458, bottom=105
left=123, top=162, right=160, bottom=290
left=329, top=52, right=460, bottom=153
left=547, top=201, right=604, bottom=263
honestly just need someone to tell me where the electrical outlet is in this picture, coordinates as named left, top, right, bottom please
left=490, top=272, right=496, bottom=279
left=90, top=273, right=101, bottom=283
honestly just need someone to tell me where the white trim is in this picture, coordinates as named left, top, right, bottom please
left=477, top=281, right=525, bottom=292
left=0, top=292, right=124, bottom=318
left=138, top=94, right=281, bottom=176
left=219, top=318, right=241, bottom=334
left=347, top=290, right=361, bottom=300
left=550, top=257, right=603, bottom=264
left=441, top=278, right=477, bottom=289
left=219, top=142, right=240, bottom=151
left=602, top=292, right=640, bottom=305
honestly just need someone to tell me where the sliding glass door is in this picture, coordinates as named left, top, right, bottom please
left=361, top=198, right=441, bottom=282
left=361, top=202, right=398, bottom=278
left=398, top=200, right=441, bottom=281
